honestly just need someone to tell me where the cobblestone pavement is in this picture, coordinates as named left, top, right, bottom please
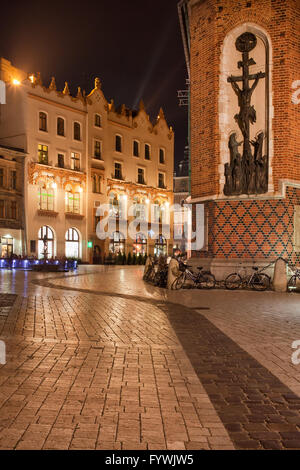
left=0, top=266, right=299, bottom=450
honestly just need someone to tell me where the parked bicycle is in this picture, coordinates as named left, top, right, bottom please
left=225, top=264, right=271, bottom=291
left=172, top=263, right=216, bottom=290
left=287, top=267, right=300, bottom=291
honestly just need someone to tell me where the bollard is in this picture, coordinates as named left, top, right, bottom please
left=273, top=258, right=288, bottom=292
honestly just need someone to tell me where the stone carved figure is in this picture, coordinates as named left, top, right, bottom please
left=224, top=32, right=269, bottom=196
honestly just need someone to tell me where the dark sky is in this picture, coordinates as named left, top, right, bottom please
left=0, top=0, right=188, bottom=170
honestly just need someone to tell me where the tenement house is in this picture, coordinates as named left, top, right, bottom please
left=0, top=58, right=174, bottom=262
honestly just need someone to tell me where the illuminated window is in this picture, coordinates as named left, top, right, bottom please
left=74, top=122, right=81, bottom=141
left=38, top=183, right=54, bottom=211
left=39, top=112, right=47, bottom=132
left=57, top=117, right=65, bottom=136
left=65, top=186, right=80, bottom=214
left=154, top=235, right=167, bottom=256
left=133, top=233, right=147, bottom=256
left=65, top=228, right=80, bottom=258
left=1, top=237, right=13, bottom=258
left=38, top=144, right=48, bottom=165
left=38, top=225, right=54, bottom=259
left=71, top=152, right=80, bottom=171
left=109, top=231, right=125, bottom=254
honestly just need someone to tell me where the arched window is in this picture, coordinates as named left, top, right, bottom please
left=65, top=228, right=80, bottom=259
left=39, top=112, right=47, bottom=131
left=109, top=231, right=125, bottom=254
left=57, top=117, right=65, bottom=136
left=133, top=233, right=147, bottom=256
left=65, top=184, right=80, bottom=214
left=38, top=225, right=54, bottom=259
left=38, top=182, right=54, bottom=211
left=73, top=122, right=81, bottom=141
left=154, top=235, right=167, bottom=256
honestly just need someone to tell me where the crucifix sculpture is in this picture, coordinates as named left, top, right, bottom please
left=224, top=32, right=268, bottom=196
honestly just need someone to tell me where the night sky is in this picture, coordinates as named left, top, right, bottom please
left=0, top=0, right=188, bottom=171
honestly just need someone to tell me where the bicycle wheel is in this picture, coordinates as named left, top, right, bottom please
left=198, top=273, right=216, bottom=289
left=225, top=273, right=242, bottom=290
left=287, top=275, right=297, bottom=291
left=172, top=274, right=185, bottom=290
left=251, top=273, right=270, bottom=291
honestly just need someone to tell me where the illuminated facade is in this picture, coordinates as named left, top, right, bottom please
left=0, top=58, right=174, bottom=262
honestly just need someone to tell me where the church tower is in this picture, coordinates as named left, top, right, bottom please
left=185, top=0, right=300, bottom=274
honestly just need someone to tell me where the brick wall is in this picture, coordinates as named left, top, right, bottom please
left=190, top=0, right=300, bottom=198
left=194, top=187, right=300, bottom=263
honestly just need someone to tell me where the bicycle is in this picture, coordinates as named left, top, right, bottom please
left=287, top=267, right=300, bottom=291
left=225, top=264, right=271, bottom=291
left=172, top=263, right=216, bottom=290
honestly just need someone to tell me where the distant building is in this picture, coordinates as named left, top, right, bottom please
left=173, top=146, right=190, bottom=254
left=0, top=144, right=25, bottom=257
left=0, top=58, right=174, bottom=262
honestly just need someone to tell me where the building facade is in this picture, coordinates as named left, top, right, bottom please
left=179, top=0, right=300, bottom=276
left=0, top=144, right=26, bottom=258
left=0, top=58, right=174, bottom=262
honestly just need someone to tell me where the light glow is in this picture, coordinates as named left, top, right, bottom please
left=12, top=78, right=21, bottom=86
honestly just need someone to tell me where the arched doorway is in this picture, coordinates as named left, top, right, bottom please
left=65, top=228, right=80, bottom=258
left=38, top=226, right=54, bottom=259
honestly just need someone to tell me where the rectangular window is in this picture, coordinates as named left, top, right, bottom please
left=38, top=187, right=54, bottom=211
left=11, top=171, right=17, bottom=190
left=58, top=154, right=64, bottom=168
left=95, top=114, right=101, bottom=127
left=133, top=140, right=139, bottom=157
left=57, top=117, right=65, bottom=136
left=158, top=173, right=165, bottom=189
left=74, top=122, right=81, bottom=141
left=66, top=191, right=80, bottom=214
left=0, top=169, right=3, bottom=187
left=10, top=201, right=17, bottom=219
left=94, top=140, right=101, bottom=159
left=71, top=152, right=80, bottom=171
left=145, top=144, right=150, bottom=160
left=114, top=162, right=122, bottom=180
left=137, top=168, right=145, bottom=184
left=159, top=148, right=165, bottom=164
left=92, top=174, right=101, bottom=193
left=38, top=144, right=48, bottom=165
left=0, top=200, right=4, bottom=218
left=39, top=112, right=47, bottom=132
left=115, top=135, right=122, bottom=152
